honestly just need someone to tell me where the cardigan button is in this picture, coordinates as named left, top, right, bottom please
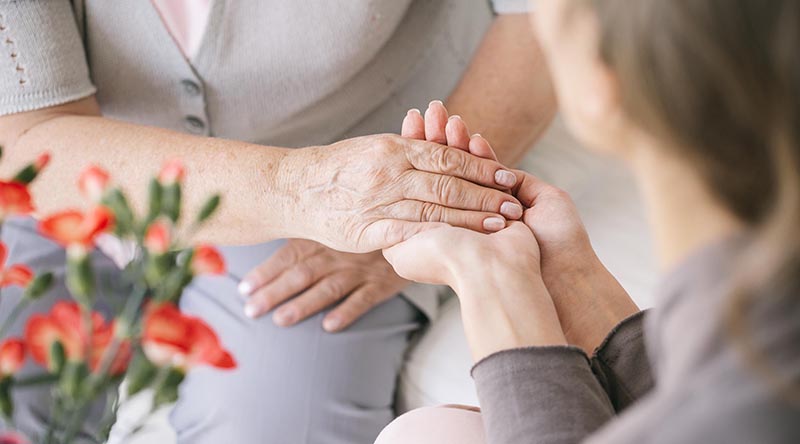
left=184, top=115, right=206, bottom=133
left=181, top=79, right=202, bottom=96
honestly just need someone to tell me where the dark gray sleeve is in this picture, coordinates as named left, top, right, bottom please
left=0, top=0, right=96, bottom=115
left=471, top=346, right=615, bottom=444
left=590, top=311, right=654, bottom=412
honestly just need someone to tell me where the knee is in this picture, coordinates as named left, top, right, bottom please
left=374, top=406, right=486, bottom=444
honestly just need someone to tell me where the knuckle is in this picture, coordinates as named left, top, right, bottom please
left=478, top=189, right=499, bottom=212
left=550, top=186, right=573, bottom=202
left=435, top=175, right=460, bottom=204
left=321, top=276, right=347, bottom=299
left=372, top=134, right=399, bottom=155
left=431, top=147, right=461, bottom=175
left=292, top=263, right=315, bottom=286
left=418, top=202, right=442, bottom=222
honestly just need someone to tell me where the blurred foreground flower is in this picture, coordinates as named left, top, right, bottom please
left=0, top=339, right=25, bottom=378
left=0, top=243, right=33, bottom=288
left=25, top=301, right=130, bottom=375
left=143, top=303, right=235, bottom=371
left=0, top=157, right=231, bottom=442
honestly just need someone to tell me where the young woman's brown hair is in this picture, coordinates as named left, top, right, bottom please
left=590, top=0, right=800, bottom=400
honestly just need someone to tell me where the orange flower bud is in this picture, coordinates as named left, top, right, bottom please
left=0, top=181, right=34, bottom=219
left=78, top=165, right=110, bottom=202
left=158, top=159, right=185, bottom=185
left=0, top=338, right=26, bottom=377
left=144, top=221, right=171, bottom=255
left=38, top=206, right=115, bottom=249
left=24, top=301, right=130, bottom=375
left=143, top=303, right=236, bottom=370
left=0, top=242, right=34, bottom=288
left=0, top=431, right=29, bottom=444
left=34, top=153, right=51, bottom=171
left=190, top=245, right=226, bottom=276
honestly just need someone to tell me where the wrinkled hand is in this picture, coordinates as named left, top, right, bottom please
left=283, top=131, right=524, bottom=254
left=239, top=239, right=409, bottom=332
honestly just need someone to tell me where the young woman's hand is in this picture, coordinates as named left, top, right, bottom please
left=238, top=239, right=409, bottom=332
left=383, top=221, right=566, bottom=361
left=400, top=101, right=639, bottom=353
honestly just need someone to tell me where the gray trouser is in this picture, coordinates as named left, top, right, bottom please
left=0, top=218, right=423, bottom=443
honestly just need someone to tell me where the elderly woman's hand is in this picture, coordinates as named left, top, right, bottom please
left=279, top=132, right=524, bottom=253
left=238, top=238, right=409, bottom=331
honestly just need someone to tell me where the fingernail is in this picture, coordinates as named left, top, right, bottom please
left=273, top=307, right=296, bottom=326
left=407, top=108, right=421, bottom=116
left=238, top=280, right=254, bottom=296
left=483, top=217, right=506, bottom=232
left=244, top=304, right=259, bottom=319
left=323, top=316, right=342, bottom=332
left=500, top=201, right=523, bottom=219
left=494, top=170, right=517, bottom=187
left=448, top=115, right=461, bottom=121
left=429, top=100, right=444, bottom=106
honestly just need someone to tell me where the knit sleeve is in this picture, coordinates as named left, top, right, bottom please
left=0, top=0, right=96, bottom=115
left=490, top=0, right=532, bottom=15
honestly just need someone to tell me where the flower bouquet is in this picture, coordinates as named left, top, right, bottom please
left=0, top=150, right=236, bottom=443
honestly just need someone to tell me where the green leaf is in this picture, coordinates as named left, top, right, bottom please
left=12, top=164, right=37, bottom=185
left=49, top=341, right=66, bottom=374
left=24, top=272, right=54, bottom=300
left=102, top=188, right=136, bottom=236
left=196, top=194, right=221, bottom=223
left=126, top=352, right=158, bottom=397
left=161, top=183, right=182, bottom=223
left=146, top=178, right=163, bottom=223
left=153, top=368, right=185, bottom=407
left=66, top=253, right=94, bottom=305
left=59, top=361, right=89, bottom=400
left=0, top=378, right=13, bottom=419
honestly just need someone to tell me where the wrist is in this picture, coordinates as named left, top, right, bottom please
left=544, top=254, right=639, bottom=353
left=455, top=273, right=568, bottom=362
left=273, top=146, right=323, bottom=240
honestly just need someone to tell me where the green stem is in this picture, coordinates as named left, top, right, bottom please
left=0, top=299, right=31, bottom=338
left=60, top=399, right=91, bottom=444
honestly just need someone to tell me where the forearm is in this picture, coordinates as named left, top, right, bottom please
left=544, top=253, right=640, bottom=354
left=452, top=265, right=566, bottom=363
left=446, top=14, right=556, bottom=166
left=0, top=99, right=300, bottom=245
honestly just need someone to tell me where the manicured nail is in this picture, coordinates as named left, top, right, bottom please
left=483, top=217, right=506, bottom=232
left=500, top=201, right=523, bottom=219
left=323, top=316, right=342, bottom=332
left=244, top=304, right=259, bottom=319
left=429, top=100, right=444, bottom=107
left=494, top=170, right=517, bottom=187
left=448, top=115, right=462, bottom=121
left=238, top=280, right=254, bottom=296
left=273, top=307, right=296, bottom=326
left=408, top=108, right=421, bottom=116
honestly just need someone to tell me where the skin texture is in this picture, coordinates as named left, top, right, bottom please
left=0, top=100, right=521, bottom=253
left=240, top=15, right=558, bottom=331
